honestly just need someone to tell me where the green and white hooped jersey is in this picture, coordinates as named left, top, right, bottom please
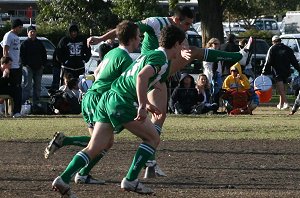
left=89, top=46, right=133, bottom=95
left=111, top=47, right=169, bottom=100
left=136, top=17, right=171, bottom=54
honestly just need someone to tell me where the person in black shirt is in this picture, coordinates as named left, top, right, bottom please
left=262, top=35, right=300, bottom=110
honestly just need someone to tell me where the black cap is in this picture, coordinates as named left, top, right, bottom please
left=11, top=19, right=23, bottom=29
left=27, top=25, right=36, bottom=32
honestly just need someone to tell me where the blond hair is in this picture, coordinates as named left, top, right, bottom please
left=206, top=38, right=220, bottom=48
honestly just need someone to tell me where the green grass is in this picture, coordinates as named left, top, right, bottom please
left=1, top=106, right=299, bottom=141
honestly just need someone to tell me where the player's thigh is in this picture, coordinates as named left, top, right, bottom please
left=124, top=118, right=160, bottom=148
left=148, top=83, right=167, bottom=113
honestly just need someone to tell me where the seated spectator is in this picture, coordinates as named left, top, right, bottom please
left=222, top=63, right=251, bottom=114
left=0, top=57, right=12, bottom=115
left=192, top=74, right=218, bottom=114
left=169, top=73, right=198, bottom=114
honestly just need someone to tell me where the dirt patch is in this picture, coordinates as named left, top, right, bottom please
left=1, top=139, right=300, bottom=198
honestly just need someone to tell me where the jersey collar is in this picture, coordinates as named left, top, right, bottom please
left=118, top=45, right=130, bottom=55
left=156, top=47, right=168, bottom=62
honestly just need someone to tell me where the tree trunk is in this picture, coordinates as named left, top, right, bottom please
left=198, top=0, right=224, bottom=47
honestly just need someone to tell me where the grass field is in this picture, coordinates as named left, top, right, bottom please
left=1, top=105, right=300, bottom=198
left=0, top=105, right=299, bottom=141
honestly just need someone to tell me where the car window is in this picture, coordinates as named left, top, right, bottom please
left=253, top=40, right=269, bottom=54
left=41, top=40, right=55, bottom=52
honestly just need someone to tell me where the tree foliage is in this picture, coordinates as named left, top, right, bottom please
left=198, top=0, right=300, bottom=46
left=111, top=0, right=163, bottom=21
left=36, top=0, right=118, bottom=35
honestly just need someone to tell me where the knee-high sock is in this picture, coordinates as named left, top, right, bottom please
left=62, top=136, right=90, bottom=147
left=60, top=151, right=90, bottom=183
left=78, top=149, right=108, bottom=176
left=148, top=125, right=161, bottom=161
left=126, top=143, right=155, bottom=181
left=203, top=49, right=242, bottom=62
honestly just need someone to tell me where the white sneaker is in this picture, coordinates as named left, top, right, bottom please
left=13, top=112, right=22, bottom=118
left=144, top=160, right=167, bottom=178
left=74, top=173, right=105, bottom=184
left=277, top=103, right=282, bottom=110
left=52, top=176, right=77, bottom=198
left=121, top=177, right=154, bottom=195
left=281, top=103, right=289, bottom=110
left=44, top=132, right=65, bottom=159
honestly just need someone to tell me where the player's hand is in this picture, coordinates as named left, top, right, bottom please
left=146, top=103, right=162, bottom=120
left=87, top=36, right=100, bottom=47
left=181, top=49, right=192, bottom=61
left=134, top=106, right=148, bottom=122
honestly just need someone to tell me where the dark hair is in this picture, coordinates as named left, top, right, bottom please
left=173, top=6, right=194, bottom=21
left=67, top=78, right=79, bottom=90
left=159, top=25, right=186, bottom=49
left=116, top=20, right=139, bottom=46
left=99, top=43, right=112, bottom=59
left=239, top=38, right=247, bottom=47
left=27, top=25, right=36, bottom=32
left=11, top=19, right=23, bottom=29
left=227, top=34, right=236, bottom=43
left=1, top=56, right=12, bottom=65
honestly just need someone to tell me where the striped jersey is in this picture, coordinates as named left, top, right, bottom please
left=136, top=17, right=171, bottom=54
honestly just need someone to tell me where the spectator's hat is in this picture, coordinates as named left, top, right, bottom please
left=27, top=25, right=36, bottom=32
left=272, top=35, right=280, bottom=42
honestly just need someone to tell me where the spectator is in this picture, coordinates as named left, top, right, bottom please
left=193, top=74, right=218, bottom=114
left=2, top=19, right=23, bottom=118
left=0, top=56, right=12, bottom=115
left=169, top=73, right=198, bottom=114
left=203, top=38, right=223, bottom=108
left=239, top=38, right=255, bottom=81
left=222, top=63, right=251, bottom=114
left=50, top=48, right=61, bottom=91
left=20, top=25, right=47, bottom=111
left=220, top=34, right=240, bottom=77
left=56, top=22, right=91, bottom=85
left=262, top=35, right=300, bottom=110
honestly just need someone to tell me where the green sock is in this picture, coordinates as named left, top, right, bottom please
left=62, top=136, right=90, bottom=147
left=126, top=143, right=155, bottom=181
left=60, top=151, right=90, bottom=183
left=78, top=149, right=107, bottom=176
left=204, top=49, right=242, bottom=62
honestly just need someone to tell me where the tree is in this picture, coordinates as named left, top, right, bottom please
left=36, top=0, right=118, bottom=35
left=198, top=0, right=224, bottom=46
left=112, top=0, right=163, bottom=21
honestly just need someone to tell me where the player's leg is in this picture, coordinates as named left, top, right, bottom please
left=52, top=122, right=113, bottom=197
left=146, top=83, right=167, bottom=177
left=121, top=118, right=160, bottom=194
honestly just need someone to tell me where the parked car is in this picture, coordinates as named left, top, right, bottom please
left=248, top=38, right=270, bottom=77
left=251, top=18, right=281, bottom=35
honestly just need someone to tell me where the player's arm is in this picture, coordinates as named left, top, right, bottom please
left=135, top=65, right=160, bottom=121
left=87, top=29, right=117, bottom=46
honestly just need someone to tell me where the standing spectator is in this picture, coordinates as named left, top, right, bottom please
left=50, top=48, right=61, bottom=91
left=169, top=73, right=198, bottom=114
left=262, top=35, right=300, bottom=110
left=239, top=38, right=255, bottom=81
left=56, top=22, right=91, bottom=85
left=2, top=19, right=23, bottom=118
left=20, top=25, right=47, bottom=111
left=203, top=38, right=223, bottom=107
left=220, top=34, right=240, bottom=77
